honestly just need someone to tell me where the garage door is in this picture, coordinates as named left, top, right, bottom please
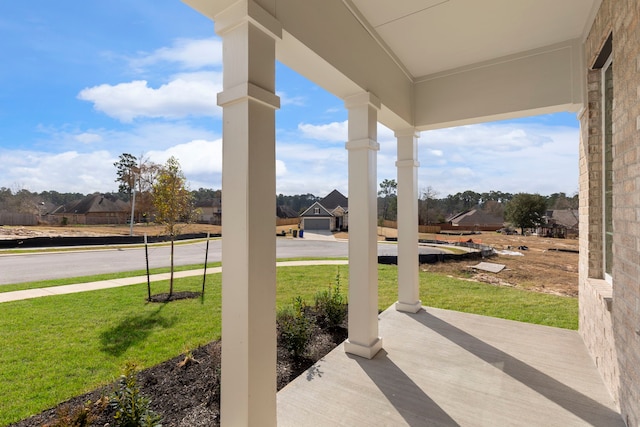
left=304, top=218, right=330, bottom=230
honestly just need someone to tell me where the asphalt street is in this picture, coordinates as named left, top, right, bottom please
left=0, top=238, right=444, bottom=285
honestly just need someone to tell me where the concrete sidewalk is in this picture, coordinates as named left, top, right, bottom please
left=0, top=259, right=349, bottom=303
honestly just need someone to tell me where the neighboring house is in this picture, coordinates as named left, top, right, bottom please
left=51, top=194, right=129, bottom=225
left=446, top=209, right=504, bottom=230
left=196, top=198, right=222, bottom=225
left=539, top=209, right=579, bottom=238
left=300, top=189, right=348, bottom=231
left=276, top=205, right=298, bottom=219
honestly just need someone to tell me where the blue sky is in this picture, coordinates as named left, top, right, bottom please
left=0, top=1, right=579, bottom=198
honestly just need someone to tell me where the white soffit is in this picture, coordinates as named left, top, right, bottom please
left=348, top=0, right=599, bottom=79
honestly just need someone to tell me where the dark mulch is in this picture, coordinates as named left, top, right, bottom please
left=11, top=313, right=347, bottom=427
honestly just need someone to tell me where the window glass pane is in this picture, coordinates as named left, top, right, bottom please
left=604, top=62, right=613, bottom=277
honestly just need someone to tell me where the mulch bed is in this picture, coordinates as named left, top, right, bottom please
left=11, top=313, right=347, bottom=427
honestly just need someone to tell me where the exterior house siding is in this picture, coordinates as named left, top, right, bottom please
left=580, top=1, right=640, bottom=425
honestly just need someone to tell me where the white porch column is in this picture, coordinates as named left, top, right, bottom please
left=215, top=2, right=281, bottom=426
left=344, top=92, right=383, bottom=359
left=395, top=129, right=422, bottom=313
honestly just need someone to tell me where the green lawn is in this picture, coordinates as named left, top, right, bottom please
left=0, top=264, right=577, bottom=426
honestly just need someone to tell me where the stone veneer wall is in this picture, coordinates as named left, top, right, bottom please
left=580, top=1, right=640, bottom=425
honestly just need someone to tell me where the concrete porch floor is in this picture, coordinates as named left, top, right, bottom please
left=277, top=306, right=624, bottom=426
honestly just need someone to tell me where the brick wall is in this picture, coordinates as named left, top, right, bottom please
left=581, top=1, right=640, bottom=425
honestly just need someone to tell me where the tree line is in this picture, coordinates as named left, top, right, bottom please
left=2, top=162, right=577, bottom=234
left=374, top=179, right=577, bottom=224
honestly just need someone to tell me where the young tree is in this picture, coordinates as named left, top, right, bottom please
left=378, top=178, right=398, bottom=221
left=504, top=193, right=547, bottom=234
left=152, top=156, right=198, bottom=298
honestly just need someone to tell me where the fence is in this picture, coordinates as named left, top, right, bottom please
left=380, top=220, right=498, bottom=234
left=277, top=217, right=300, bottom=226
left=0, top=212, right=38, bottom=226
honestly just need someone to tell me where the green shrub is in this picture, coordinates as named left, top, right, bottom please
left=314, top=268, right=347, bottom=328
left=110, top=363, right=162, bottom=427
left=277, top=296, right=315, bottom=358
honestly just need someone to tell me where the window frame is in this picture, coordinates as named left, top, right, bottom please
left=602, top=54, right=613, bottom=284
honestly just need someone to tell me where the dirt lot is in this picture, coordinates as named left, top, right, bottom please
left=418, top=231, right=579, bottom=297
left=0, top=224, right=222, bottom=239
left=1, top=225, right=578, bottom=297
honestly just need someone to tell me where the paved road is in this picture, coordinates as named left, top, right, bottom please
left=0, top=238, right=444, bottom=285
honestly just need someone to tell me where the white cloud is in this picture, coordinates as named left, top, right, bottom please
left=277, top=91, right=306, bottom=107
left=0, top=149, right=117, bottom=193
left=130, top=38, right=223, bottom=71
left=74, top=132, right=102, bottom=144
left=148, top=139, right=221, bottom=172
left=34, top=122, right=219, bottom=156
left=298, top=121, right=347, bottom=142
left=419, top=121, right=578, bottom=195
left=78, top=74, right=222, bottom=122
left=423, top=123, right=551, bottom=152
left=276, top=159, right=287, bottom=177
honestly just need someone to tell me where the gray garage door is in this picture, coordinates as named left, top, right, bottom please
left=304, top=218, right=330, bottom=230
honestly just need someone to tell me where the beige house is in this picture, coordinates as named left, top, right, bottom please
left=50, top=193, right=129, bottom=225
left=181, top=1, right=638, bottom=425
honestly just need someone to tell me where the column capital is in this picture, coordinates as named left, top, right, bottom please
left=344, top=92, right=381, bottom=110
left=218, top=82, right=280, bottom=109
left=215, top=0, right=282, bottom=40
left=394, top=128, right=420, bottom=139
left=346, top=138, right=380, bottom=151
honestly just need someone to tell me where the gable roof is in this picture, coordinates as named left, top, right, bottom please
left=319, top=189, right=348, bottom=211
left=547, top=209, right=579, bottom=228
left=449, top=209, right=504, bottom=226
left=300, top=201, right=333, bottom=217
left=277, top=205, right=299, bottom=219
left=53, top=194, right=129, bottom=215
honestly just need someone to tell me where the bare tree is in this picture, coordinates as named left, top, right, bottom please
left=419, top=186, right=439, bottom=225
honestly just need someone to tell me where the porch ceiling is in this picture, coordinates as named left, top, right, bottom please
left=184, top=0, right=602, bottom=128
left=347, top=0, right=601, bottom=80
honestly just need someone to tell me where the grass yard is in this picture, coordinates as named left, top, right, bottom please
left=0, top=264, right=577, bottom=426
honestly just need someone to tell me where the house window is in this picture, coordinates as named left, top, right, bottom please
left=602, top=55, right=613, bottom=283
left=314, top=207, right=320, bottom=215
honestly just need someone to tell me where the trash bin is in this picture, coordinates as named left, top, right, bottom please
left=299, top=229, right=304, bottom=238
left=292, top=229, right=298, bottom=238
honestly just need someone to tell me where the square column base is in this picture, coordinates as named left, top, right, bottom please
left=344, top=337, right=383, bottom=359
left=395, top=300, right=422, bottom=313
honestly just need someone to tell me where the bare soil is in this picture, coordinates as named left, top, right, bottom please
left=417, top=232, right=579, bottom=297
left=0, top=224, right=222, bottom=240
left=339, top=228, right=578, bottom=296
